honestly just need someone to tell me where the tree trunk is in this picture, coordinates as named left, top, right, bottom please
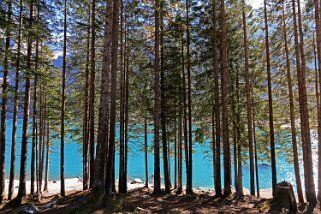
left=60, top=0, right=67, bottom=197
left=44, top=123, right=50, bottom=192
left=94, top=0, right=113, bottom=191
left=105, top=0, right=120, bottom=197
left=39, top=87, right=46, bottom=194
left=177, top=47, right=183, bottom=193
left=31, top=48, right=39, bottom=196
left=313, top=0, right=321, bottom=202
left=16, top=0, right=33, bottom=202
left=281, top=2, right=304, bottom=203
left=83, top=2, right=91, bottom=191
left=0, top=0, right=12, bottom=202
left=185, top=0, right=193, bottom=195
left=293, top=0, right=317, bottom=205
left=8, top=0, right=23, bottom=201
left=252, top=112, right=260, bottom=198
left=88, top=0, right=96, bottom=189
left=212, top=0, right=221, bottom=197
left=174, top=124, right=177, bottom=189
left=144, top=118, right=149, bottom=188
left=242, top=0, right=254, bottom=196
left=119, top=0, right=126, bottom=193
left=32, top=28, right=40, bottom=196
left=153, top=0, right=162, bottom=194
left=160, top=3, right=170, bottom=193
left=263, top=0, right=277, bottom=197
left=221, top=0, right=231, bottom=196
left=124, top=27, right=129, bottom=191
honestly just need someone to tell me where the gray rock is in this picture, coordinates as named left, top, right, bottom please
left=19, top=204, right=38, bottom=214
left=131, top=178, right=143, bottom=184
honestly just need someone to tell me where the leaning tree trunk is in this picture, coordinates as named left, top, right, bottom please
left=281, top=1, right=304, bottom=203
left=16, top=0, right=34, bottom=202
left=88, top=0, right=96, bottom=189
left=93, top=0, right=113, bottom=191
left=314, top=0, right=321, bottom=202
left=294, top=0, right=317, bottom=205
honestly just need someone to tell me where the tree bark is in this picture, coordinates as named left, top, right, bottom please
left=281, top=1, right=304, bottom=203
left=88, top=0, right=96, bottom=189
left=60, top=0, right=67, bottom=197
left=16, top=0, right=33, bottom=202
left=83, top=2, right=91, bottom=191
left=105, top=0, right=120, bottom=197
left=314, top=0, right=321, bottom=202
left=94, top=0, right=113, bottom=191
left=0, top=0, right=12, bottom=202
left=221, top=0, right=231, bottom=196
left=8, top=0, right=23, bottom=201
left=119, top=0, right=126, bottom=193
left=294, top=0, right=317, bottom=205
left=252, top=111, right=260, bottom=198
left=153, top=0, right=162, bottom=194
left=242, top=0, right=254, bottom=196
left=263, top=0, right=277, bottom=197
left=144, top=118, right=149, bottom=188
left=44, top=123, right=50, bottom=192
left=212, top=0, right=221, bottom=197
left=185, top=0, right=193, bottom=195
left=160, top=2, right=170, bottom=193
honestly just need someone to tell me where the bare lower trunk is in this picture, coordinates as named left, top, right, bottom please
left=252, top=112, right=260, bottom=198
left=8, top=0, right=23, bottom=200
left=144, top=118, right=148, bottom=188
left=44, top=124, right=50, bottom=192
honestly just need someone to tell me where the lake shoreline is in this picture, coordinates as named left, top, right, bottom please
left=2, top=177, right=273, bottom=200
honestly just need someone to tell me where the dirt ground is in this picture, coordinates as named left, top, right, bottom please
left=0, top=187, right=320, bottom=213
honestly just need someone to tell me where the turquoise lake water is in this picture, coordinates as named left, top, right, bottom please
left=3, top=119, right=318, bottom=191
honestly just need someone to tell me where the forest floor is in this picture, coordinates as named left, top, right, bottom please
left=0, top=187, right=320, bottom=213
